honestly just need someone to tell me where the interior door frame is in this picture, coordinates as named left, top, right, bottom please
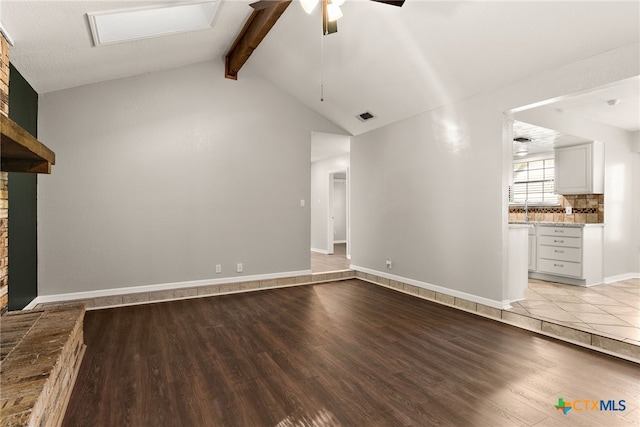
left=327, top=168, right=350, bottom=257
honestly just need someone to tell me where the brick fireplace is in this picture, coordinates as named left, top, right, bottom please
left=1, top=30, right=86, bottom=427
left=1, top=32, right=10, bottom=315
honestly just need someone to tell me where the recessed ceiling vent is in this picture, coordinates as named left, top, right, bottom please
left=513, top=137, right=531, bottom=143
left=357, top=111, right=376, bottom=122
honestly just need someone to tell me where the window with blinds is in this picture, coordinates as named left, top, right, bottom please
left=511, top=157, right=558, bottom=205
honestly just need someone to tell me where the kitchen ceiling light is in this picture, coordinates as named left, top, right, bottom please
left=87, top=1, right=219, bottom=46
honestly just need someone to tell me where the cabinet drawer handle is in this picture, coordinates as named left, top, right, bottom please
left=554, top=263, right=564, bottom=268
left=554, top=240, right=564, bottom=243
left=554, top=250, right=564, bottom=253
left=554, top=229, right=564, bottom=233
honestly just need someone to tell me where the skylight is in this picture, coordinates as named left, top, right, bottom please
left=87, top=1, right=219, bottom=47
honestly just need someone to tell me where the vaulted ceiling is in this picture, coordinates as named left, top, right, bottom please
left=2, top=1, right=639, bottom=136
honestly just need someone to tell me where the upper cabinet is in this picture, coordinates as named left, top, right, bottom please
left=554, top=141, right=604, bottom=194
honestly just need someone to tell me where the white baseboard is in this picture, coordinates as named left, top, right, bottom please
left=30, top=270, right=312, bottom=307
left=22, top=298, right=40, bottom=311
left=311, top=248, right=329, bottom=255
left=350, top=265, right=510, bottom=310
left=604, top=272, right=640, bottom=284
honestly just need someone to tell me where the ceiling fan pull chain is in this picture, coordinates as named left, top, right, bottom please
left=320, top=20, right=325, bottom=102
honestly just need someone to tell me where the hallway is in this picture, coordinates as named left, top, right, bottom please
left=311, top=243, right=350, bottom=273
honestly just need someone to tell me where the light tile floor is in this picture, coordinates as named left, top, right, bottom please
left=510, top=278, right=640, bottom=346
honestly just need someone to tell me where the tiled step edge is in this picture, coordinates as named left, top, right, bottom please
left=34, top=270, right=356, bottom=312
left=353, top=271, right=639, bottom=364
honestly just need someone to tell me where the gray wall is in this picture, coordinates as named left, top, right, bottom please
left=351, top=95, right=505, bottom=302
left=351, top=43, right=639, bottom=306
left=38, top=60, right=345, bottom=295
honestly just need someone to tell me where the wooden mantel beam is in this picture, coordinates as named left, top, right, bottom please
left=225, top=1, right=291, bottom=80
left=1, top=116, right=55, bottom=174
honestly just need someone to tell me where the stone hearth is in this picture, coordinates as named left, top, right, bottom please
left=0, top=303, right=86, bottom=426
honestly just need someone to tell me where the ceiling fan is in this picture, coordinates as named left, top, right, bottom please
left=249, top=0, right=405, bottom=35
left=225, top=0, right=405, bottom=79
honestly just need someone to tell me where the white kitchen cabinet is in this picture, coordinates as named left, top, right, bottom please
left=508, top=225, right=531, bottom=302
left=527, top=229, right=536, bottom=271
left=554, top=141, right=604, bottom=194
left=530, top=224, right=603, bottom=286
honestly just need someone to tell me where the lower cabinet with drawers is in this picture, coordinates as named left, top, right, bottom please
left=529, top=224, right=604, bottom=286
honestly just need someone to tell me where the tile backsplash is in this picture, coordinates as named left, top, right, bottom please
left=509, top=194, right=604, bottom=224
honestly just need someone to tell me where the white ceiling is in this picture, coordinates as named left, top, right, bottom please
left=512, top=77, right=640, bottom=157
left=545, top=79, right=640, bottom=132
left=1, top=0, right=639, bottom=136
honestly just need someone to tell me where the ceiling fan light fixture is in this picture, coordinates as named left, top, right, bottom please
left=327, top=3, right=343, bottom=22
left=300, top=0, right=319, bottom=14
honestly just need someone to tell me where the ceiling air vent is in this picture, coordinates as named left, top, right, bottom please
left=357, top=111, right=376, bottom=122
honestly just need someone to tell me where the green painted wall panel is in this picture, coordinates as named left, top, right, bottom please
left=8, top=64, right=38, bottom=311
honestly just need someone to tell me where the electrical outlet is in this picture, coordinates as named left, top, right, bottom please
left=215, top=264, right=222, bottom=274
left=237, top=263, right=243, bottom=273
left=386, top=259, right=392, bottom=269
left=565, top=207, right=572, bottom=215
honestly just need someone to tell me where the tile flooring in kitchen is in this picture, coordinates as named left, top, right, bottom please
left=509, top=278, right=640, bottom=346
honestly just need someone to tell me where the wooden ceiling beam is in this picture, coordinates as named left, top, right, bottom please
left=225, top=1, right=292, bottom=80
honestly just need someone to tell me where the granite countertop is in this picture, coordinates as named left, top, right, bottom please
left=509, top=221, right=604, bottom=227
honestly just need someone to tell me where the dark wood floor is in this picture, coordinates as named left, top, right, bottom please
left=63, top=280, right=639, bottom=427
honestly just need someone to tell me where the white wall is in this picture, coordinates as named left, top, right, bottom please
left=351, top=43, right=639, bottom=307
left=310, top=154, right=349, bottom=253
left=635, top=148, right=640, bottom=274
left=515, top=106, right=639, bottom=279
left=38, top=60, right=345, bottom=295
left=333, top=179, right=347, bottom=242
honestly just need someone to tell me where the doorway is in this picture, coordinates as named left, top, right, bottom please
left=310, top=132, right=351, bottom=272
left=327, top=170, right=349, bottom=257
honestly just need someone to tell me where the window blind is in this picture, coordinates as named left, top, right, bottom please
left=512, top=158, right=558, bottom=205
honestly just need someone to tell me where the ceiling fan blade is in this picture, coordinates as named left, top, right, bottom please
left=370, top=0, right=405, bottom=6
left=249, top=0, right=288, bottom=11
left=322, top=0, right=338, bottom=35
